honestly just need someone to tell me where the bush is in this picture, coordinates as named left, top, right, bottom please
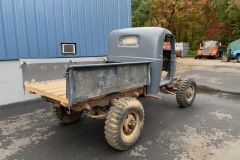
left=188, top=50, right=197, bottom=57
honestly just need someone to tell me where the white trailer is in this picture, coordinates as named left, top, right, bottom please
left=175, top=42, right=189, bottom=57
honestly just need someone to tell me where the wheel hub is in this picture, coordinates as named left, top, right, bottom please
left=122, top=113, right=136, bottom=135
left=186, top=86, right=194, bottom=100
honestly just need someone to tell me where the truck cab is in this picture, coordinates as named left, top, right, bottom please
left=195, top=40, right=224, bottom=59
left=107, top=27, right=176, bottom=94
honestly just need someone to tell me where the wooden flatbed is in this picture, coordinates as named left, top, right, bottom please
left=24, top=79, right=68, bottom=105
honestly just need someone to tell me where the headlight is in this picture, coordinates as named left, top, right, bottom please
left=233, top=52, right=236, bottom=55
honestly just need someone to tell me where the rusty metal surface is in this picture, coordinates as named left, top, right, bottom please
left=123, top=113, right=137, bottom=135
left=69, top=87, right=146, bottom=111
left=159, top=76, right=181, bottom=95
left=66, top=62, right=150, bottom=106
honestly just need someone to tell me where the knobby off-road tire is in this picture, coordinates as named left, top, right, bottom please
left=52, top=105, right=82, bottom=124
left=105, top=97, right=144, bottom=150
left=176, top=77, right=197, bottom=107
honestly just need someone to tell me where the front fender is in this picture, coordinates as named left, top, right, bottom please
left=232, top=50, right=240, bottom=59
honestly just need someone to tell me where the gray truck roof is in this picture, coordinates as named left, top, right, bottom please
left=108, top=27, right=173, bottom=59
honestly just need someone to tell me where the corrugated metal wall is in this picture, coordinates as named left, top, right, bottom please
left=0, top=0, right=131, bottom=60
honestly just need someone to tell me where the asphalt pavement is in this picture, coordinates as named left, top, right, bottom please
left=177, top=64, right=240, bottom=93
left=0, top=59, right=240, bottom=160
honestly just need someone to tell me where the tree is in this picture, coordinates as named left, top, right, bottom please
left=149, top=0, right=207, bottom=49
left=209, top=0, right=240, bottom=42
left=131, top=0, right=240, bottom=50
left=132, top=0, right=151, bottom=27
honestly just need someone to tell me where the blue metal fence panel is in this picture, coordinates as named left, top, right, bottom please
left=0, top=0, right=131, bottom=60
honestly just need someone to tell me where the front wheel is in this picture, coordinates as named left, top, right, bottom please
left=176, top=77, right=197, bottom=107
left=104, top=97, right=144, bottom=150
left=237, top=55, right=240, bottom=63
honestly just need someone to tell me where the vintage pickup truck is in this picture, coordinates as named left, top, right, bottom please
left=20, top=27, right=197, bottom=150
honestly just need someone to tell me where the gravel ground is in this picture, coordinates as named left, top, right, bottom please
left=177, top=57, right=239, bottom=67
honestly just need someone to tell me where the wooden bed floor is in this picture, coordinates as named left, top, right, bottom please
left=24, top=79, right=68, bottom=105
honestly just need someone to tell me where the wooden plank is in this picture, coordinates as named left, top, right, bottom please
left=60, top=95, right=67, bottom=98
left=24, top=79, right=68, bottom=104
left=25, top=80, right=65, bottom=91
left=46, top=87, right=66, bottom=93
left=42, top=86, right=66, bottom=91
left=37, top=85, right=65, bottom=91
left=50, top=90, right=66, bottom=96
left=27, top=79, right=64, bottom=86
left=31, top=82, right=66, bottom=89
left=25, top=85, right=68, bottom=104
left=28, top=85, right=65, bottom=93
left=29, top=80, right=65, bottom=89
left=29, top=79, right=65, bottom=84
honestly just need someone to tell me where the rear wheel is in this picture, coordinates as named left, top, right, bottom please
left=51, top=105, right=82, bottom=124
left=176, top=77, right=197, bottom=107
left=105, top=97, right=144, bottom=150
left=237, top=55, right=240, bottom=63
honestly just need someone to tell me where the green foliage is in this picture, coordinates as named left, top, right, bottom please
left=132, top=0, right=151, bottom=27
left=131, top=0, right=240, bottom=50
left=188, top=50, right=197, bottom=57
left=209, top=0, right=240, bottom=42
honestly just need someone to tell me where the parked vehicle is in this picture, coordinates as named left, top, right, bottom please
left=20, top=27, right=197, bottom=150
left=175, top=42, right=189, bottom=57
left=163, top=42, right=189, bottom=57
left=195, top=40, right=225, bottom=59
left=226, top=39, right=240, bottom=63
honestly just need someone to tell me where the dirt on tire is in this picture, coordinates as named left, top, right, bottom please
left=52, top=105, right=82, bottom=124
left=104, top=97, right=144, bottom=150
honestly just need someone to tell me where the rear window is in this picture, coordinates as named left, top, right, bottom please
left=119, top=35, right=140, bottom=47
